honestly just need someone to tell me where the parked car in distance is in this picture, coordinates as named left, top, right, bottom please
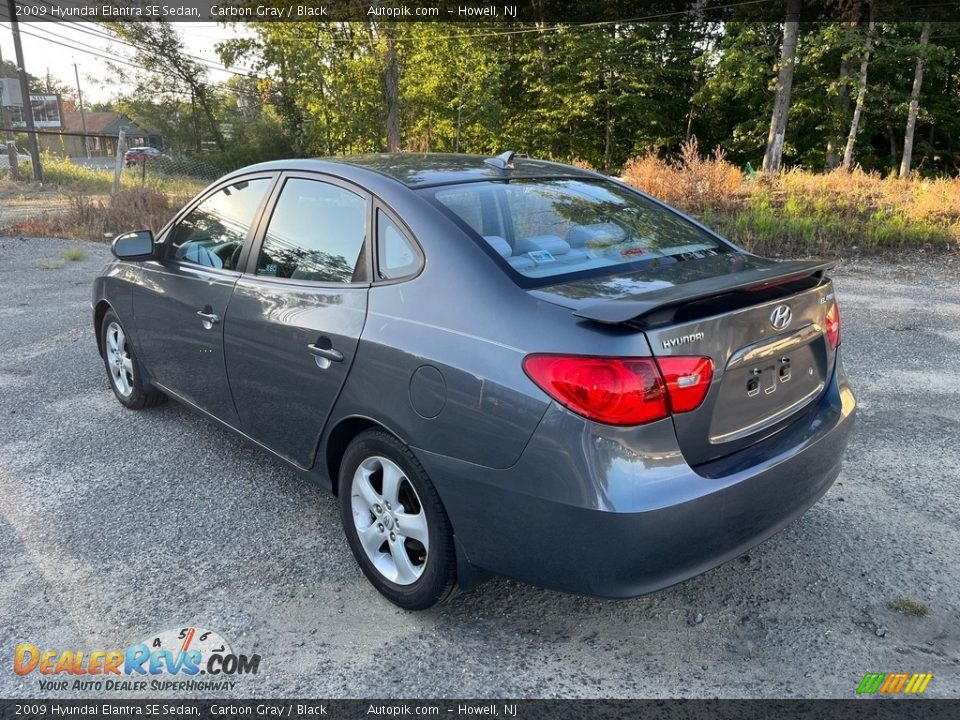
left=123, top=146, right=163, bottom=167
left=0, top=145, right=31, bottom=167
left=93, top=152, right=856, bottom=610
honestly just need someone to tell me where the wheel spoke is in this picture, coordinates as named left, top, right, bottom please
left=390, top=541, right=419, bottom=585
left=107, top=332, right=118, bottom=353
left=115, top=327, right=125, bottom=349
left=122, top=357, right=133, bottom=375
left=395, top=511, right=428, bottom=545
left=357, top=522, right=383, bottom=557
left=381, top=461, right=403, bottom=507
left=353, top=469, right=381, bottom=512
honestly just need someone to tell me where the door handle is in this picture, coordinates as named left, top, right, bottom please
left=307, top=343, right=344, bottom=363
left=196, top=310, right=221, bottom=328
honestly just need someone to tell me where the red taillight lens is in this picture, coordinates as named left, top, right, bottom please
left=656, top=356, right=714, bottom=413
left=825, top=300, right=841, bottom=350
left=522, top=354, right=715, bottom=426
left=522, top=355, right=668, bottom=426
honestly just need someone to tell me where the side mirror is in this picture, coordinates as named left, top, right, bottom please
left=111, top=230, right=155, bottom=261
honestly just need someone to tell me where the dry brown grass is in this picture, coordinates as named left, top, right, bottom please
left=623, top=138, right=744, bottom=211
left=621, top=140, right=960, bottom=256
left=2, top=188, right=188, bottom=241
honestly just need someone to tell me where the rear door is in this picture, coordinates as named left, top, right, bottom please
left=223, top=173, right=371, bottom=468
left=133, top=174, right=275, bottom=424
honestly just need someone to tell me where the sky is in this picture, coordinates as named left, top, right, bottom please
left=0, top=21, right=254, bottom=104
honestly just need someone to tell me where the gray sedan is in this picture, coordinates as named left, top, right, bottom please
left=93, top=152, right=855, bottom=610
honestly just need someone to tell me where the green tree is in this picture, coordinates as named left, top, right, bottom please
left=102, top=20, right=225, bottom=151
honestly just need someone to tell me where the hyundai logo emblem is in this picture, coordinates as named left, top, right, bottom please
left=770, top=304, right=792, bottom=330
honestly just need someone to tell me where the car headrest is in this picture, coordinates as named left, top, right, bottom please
left=513, top=235, right=570, bottom=257
left=483, top=235, right=512, bottom=258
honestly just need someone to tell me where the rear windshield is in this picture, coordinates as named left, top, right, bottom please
left=423, top=178, right=730, bottom=285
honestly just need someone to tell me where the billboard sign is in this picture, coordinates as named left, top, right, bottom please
left=0, top=85, right=63, bottom=129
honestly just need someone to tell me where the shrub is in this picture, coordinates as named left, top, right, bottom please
left=3, top=188, right=187, bottom=241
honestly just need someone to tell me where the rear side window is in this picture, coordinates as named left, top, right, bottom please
left=256, top=178, right=367, bottom=283
left=170, top=178, right=271, bottom=270
left=426, top=179, right=729, bottom=285
left=377, top=210, right=421, bottom=280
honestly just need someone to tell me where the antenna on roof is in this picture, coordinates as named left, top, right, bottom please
left=484, top=150, right=517, bottom=171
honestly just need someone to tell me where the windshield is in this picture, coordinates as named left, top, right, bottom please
left=424, top=178, right=731, bottom=285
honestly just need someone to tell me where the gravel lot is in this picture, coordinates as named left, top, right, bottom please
left=1, top=236, right=958, bottom=699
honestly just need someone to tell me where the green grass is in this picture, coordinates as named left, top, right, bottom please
left=622, top=147, right=960, bottom=256
left=38, top=154, right=208, bottom=197
left=37, top=260, right=63, bottom=270
left=887, top=597, right=930, bottom=617
left=62, top=247, right=87, bottom=262
left=706, top=203, right=955, bottom=257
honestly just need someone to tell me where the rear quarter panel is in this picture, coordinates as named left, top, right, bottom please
left=327, top=186, right=657, bottom=469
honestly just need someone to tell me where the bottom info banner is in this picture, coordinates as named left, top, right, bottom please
left=0, top=700, right=956, bottom=720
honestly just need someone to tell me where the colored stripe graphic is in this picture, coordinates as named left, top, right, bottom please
left=857, top=672, right=932, bottom=695
left=857, top=673, right=886, bottom=694
left=915, top=674, right=933, bottom=694
left=889, top=673, right=909, bottom=693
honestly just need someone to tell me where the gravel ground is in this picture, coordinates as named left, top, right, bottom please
left=0, top=236, right=958, bottom=699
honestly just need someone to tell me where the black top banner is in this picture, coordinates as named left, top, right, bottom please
left=0, top=0, right=958, bottom=23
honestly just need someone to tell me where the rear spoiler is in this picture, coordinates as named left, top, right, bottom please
left=573, top=259, right=834, bottom=326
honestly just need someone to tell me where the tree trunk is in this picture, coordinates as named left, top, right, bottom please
left=762, top=0, right=803, bottom=173
left=886, top=122, right=899, bottom=171
left=842, top=3, right=876, bottom=171
left=189, top=88, right=201, bottom=153
left=899, top=19, right=931, bottom=179
left=195, top=84, right=225, bottom=151
left=382, top=24, right=400, bottom=153
left=826, top=22, right=857, bottom=170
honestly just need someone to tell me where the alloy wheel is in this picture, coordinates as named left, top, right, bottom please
left=105, top=321, right=134, bottom=398
left=350, top=455, right=429, bottom=586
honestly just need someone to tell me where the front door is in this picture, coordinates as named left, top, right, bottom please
left=133, top=176, right=274, bottom=424
left=223, top=175, right=371, bottom=468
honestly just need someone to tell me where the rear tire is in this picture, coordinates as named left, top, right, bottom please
left=339, top=429, right=456, bottom=610
left=101, top=310, right=165, bottom=410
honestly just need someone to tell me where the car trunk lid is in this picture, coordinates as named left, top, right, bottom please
left=533, top=255, right=838, bottom=465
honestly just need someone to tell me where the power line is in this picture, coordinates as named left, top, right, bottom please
left=0, top=21, right=259, bottom=96
left=61, top=20, right=257, bottom=76
left=230, top=0, right=771, bottom=45
left=21, top=3, right=257, bottom=76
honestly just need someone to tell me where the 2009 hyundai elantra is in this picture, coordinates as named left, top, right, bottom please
left=93, top=152, right=856, bottom=609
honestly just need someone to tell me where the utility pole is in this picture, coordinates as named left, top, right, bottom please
left=6, top=0, right=42, bottom=181
left=0, top=42, right=22, bottom=180
left=73, top=62, right=90, bottom=159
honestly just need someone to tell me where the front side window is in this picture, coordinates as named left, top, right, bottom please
left=169, top=178, right=271, bottom=270
left=426, top=179, right=730, bottom=285
left=256, top=178, right=368, bottom=283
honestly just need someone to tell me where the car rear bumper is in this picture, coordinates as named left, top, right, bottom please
left=413, top=357, right=856, bottom=598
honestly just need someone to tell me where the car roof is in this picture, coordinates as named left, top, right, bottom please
left=229, top=153, right=605, bottom=190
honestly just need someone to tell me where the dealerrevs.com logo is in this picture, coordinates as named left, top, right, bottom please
left=14, top=627, right=261, bottom=692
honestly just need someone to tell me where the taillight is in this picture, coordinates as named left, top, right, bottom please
left=825, top=300, right=841, bottom=350
left=522, top=354, right=714, bottom=426
left=656, top=356, right=714, bottom=413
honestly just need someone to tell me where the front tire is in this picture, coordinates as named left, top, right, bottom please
left=101, top=310, right=165, bottom=410
left=339, top=430, right=456, bottom=610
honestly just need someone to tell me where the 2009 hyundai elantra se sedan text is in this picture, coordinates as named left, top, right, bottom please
left=93, top=152, right=856, bottom=609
